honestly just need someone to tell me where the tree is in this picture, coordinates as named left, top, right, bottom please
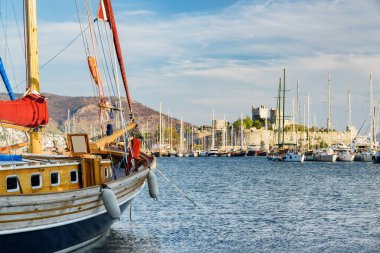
left=232, top=116, right=254, bottom=129
left=252, top=120, right=262, bottom=129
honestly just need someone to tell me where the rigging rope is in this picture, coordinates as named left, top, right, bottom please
left=0, top=9, right=18, bottom=88
left=12, top=25, right=90, bottom=91
left=96, top=20, right=116, bottom=99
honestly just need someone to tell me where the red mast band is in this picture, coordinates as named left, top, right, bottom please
left=0, top=94, right=49, bottom=128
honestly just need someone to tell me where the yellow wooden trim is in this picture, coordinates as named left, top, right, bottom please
left=0, top=179, right=145, bottom=223
left=0, top=142, right=29, bottom=153
left=0, top=122, right=30, bottom=131
left=0, top=179, right=143, bottom=216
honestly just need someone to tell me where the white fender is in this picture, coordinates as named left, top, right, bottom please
left=102, top=188, right=121, bottom=219
left=148, top=171, right=159, bottom=199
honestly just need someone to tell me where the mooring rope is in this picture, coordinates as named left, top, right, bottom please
left=156, top=168, right=197, bottom=207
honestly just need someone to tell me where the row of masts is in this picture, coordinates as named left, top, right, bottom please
left=276, top=68, right=377, bottom=151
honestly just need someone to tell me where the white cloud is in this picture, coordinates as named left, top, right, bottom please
left=1, top=0, right=380, bottom=130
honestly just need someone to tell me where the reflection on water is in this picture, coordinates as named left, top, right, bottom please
left=80, top=157, right=380, bottom=253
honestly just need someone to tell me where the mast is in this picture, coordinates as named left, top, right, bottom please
left=170, top=113, right=172, bottom=154
left=303, top=105, right=306, bottom=151
left=100, top=0, right=133, bottom=115
left=277, top=78, right=282, bottom=145
left=327, top=72, right=332, bottom=132
left=348, top=84, right=352, bottom=147
left=282, top=68, right=286, bottom=146
left=240, top=113, right=243, bottom=150
left=297, top=80, right=300, bottom=126
left=307, top=93, right=310, bottom=151
left=222, top=114, right=226, bottom=150
left=26, top=0, right=42, bottom=153
left=231, top=125, right=234, bottom=150
left=180, top=117, right=183, bottom=154
left=159, top=101, right=162, bottom=157
left=211, top=109, right=215, bottom=149
left=348, top=84, right=352, bottom=127
left=292, top=97, right=295, bottom=143
left=296, top=80, right=300, bottom=148
left=369, top=71, right=374, bottom=149
left=191, top=125, right=194, bottom=152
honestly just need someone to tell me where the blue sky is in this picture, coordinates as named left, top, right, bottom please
left=1, top=0, right=380, bottom=131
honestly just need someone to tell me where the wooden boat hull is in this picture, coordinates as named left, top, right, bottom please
left=0, top=168, right=148, bottom=253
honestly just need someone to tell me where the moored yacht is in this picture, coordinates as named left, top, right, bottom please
left=283, top=151, right=305, bottom=162
left=337, top=149, right=355, bottom=162
left=314, top=148, right=337, bottom=162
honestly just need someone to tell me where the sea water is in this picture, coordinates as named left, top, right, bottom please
left=82, top=157, right=380, bottom=253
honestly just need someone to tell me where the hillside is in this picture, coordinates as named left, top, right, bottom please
left=40, top=93, right=191, bottom=134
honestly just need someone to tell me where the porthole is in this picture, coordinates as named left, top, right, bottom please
left=70, top=170, right=78, bottom=183
left=31, top=173, right=42, bottom=189
left=50, top=172, right=60, bottom=186
left=6, top=175, right=19, bottom=192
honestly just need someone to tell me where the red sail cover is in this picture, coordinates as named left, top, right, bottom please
left=0, top=94, right=49, bottom=128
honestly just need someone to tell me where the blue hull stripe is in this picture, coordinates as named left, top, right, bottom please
left=0, top=200, right=131, bottom=253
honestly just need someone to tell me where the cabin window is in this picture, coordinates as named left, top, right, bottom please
left=6, top=175, right=19, bottom=192
left=31, top=174, right=42, bottom=189
left=104, top=167, right=109, bottom=178
left=70, top=170, right=78, bottom=183
left=50, top=172, right=60, bottom=186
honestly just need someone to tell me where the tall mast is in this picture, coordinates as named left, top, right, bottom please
left=26, top=0, right=42, bottom=153
left=282, top=68, right=286, bottom=146
left=231, top=125, right=234, bottom=149
left=369, top=71, right=374, bottom=149
left=240, top=113, right=244, bottom=150
left=159, top=101, right=162, bottom=157
left=191, top=125, right=194, bottom=152
left=180, top=117, right=183, bottom=154
left=303, top=105, right=306, bottom=151
left=292, top=97, right=295, bottom=143
left=211, top=109, right=215, bottom=149
left=307, top=93, right=310, bottom=151
left=277, top=78, right=282, bottom=145
left=170, top=113, right=172, bottom=153
left=101, top=0, right=133, bottom=115
left=327, top=72, right=332, bottom=132
left=348, top=84, right=352, bottom=147
left=348, top=84, right=352, bottom=127
left=297, top=80, right=300, bottom=125
left=222, top=114, right=226, bottom=150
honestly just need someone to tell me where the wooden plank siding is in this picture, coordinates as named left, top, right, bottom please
left=0, top=167, right=149, bottom=232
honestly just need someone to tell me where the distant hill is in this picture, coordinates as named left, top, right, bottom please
left=40, top=93, right=191, bottom=134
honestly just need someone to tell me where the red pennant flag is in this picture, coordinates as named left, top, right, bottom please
left=97, top=0, right=108, bottom=22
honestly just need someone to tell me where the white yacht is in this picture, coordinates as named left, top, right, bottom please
left=314, top=148, right=337, bottom=162
left=208, top=148, right=219, bottom=157
left=337, top=150, right=355, bottom=162
left=283, top=151, right=305, bottom=162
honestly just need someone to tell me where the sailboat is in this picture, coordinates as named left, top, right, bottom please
left=314, top=72, right=337, bottom=162
left=230, top=114, right=246, bottom=157
left=356, top=72, right=376, bottom=162
left=208, top=110, right=219, bottom=157
left=0, top=1, right=157, bottom=252
left=337, top=85, right=355, bottom=162
left=218, top=115, right=230, bottom=157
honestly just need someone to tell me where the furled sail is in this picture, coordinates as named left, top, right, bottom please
left=97, top=0, right=133, bottom=116
left=0, top=94, right=49, bottom=128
